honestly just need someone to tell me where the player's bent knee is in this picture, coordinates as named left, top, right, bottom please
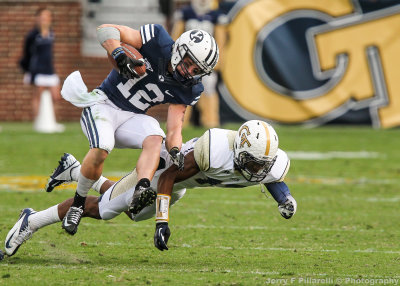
left=88, top=148, right=109, bottom=166
left=143, top=135, right=163, bottom=148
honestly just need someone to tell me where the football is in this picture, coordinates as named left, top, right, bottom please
left=108, top=43, right=146, bottom=76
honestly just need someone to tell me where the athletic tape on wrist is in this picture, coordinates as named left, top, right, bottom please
left=155, top=194, right=171, bottom=223
left=96, top=26, right=121, bottom=44
left=111, top=47, right=125, bottom=60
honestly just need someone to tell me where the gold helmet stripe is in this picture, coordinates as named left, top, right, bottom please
left=261, top=121, right=271, bottom=156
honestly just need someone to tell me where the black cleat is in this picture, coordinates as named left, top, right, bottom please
left=62, top=206, right=84, bottom=235
left=129, top=186, right=157, bottom=215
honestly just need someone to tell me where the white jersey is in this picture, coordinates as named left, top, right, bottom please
left=185, top=128, right=289, bottom=188
left=99, top=128, right=290, bottom=221
left=152, top=128, right=290, bottom=191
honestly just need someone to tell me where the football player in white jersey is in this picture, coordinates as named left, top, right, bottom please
left=57, top=23, right=219, bottom=236
left=4, top=121, right=296, bottom=256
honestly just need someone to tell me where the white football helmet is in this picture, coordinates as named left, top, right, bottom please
left=171, top=29, right=219, bottom=86
left=234, top=120, right=279, bottom=182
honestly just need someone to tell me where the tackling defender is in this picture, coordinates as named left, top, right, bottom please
left=4, top=120, right=296, bottom=256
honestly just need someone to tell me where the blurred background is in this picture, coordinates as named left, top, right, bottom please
left=1, top=3, right=400, bottom=281
left=1, top=0, right=400, bottom=130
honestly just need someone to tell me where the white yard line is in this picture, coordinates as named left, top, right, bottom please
left=34, top=239, right=400, bottom=255
left=287, top=151, right=382, bottom=160
left=286, top=175, right=399, bottom=185
left=78, top=222, right=389, bottom=233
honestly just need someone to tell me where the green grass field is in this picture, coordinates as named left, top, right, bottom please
left=0, top=122, right=399, bottom=285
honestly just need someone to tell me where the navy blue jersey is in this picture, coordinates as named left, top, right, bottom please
left=19, top=27, right=56, bottom=81
left=177, top=5, right=228, bottom=36
left=98, top=24, right=204, bottom=114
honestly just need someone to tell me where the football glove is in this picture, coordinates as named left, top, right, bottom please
left=169, top=147, right=184, bottom=171
left=113, top=49, right=144, bottom=79
left=154, top=222, right=171, bottom=251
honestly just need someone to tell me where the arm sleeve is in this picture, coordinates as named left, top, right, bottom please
left=265, top=182, right=291, bottom=205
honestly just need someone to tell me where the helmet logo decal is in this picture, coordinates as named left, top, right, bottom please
left=189, top=30, right=204, bottom=43
left=238, top=125, right=251, bottom=148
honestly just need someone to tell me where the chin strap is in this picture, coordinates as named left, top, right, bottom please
left=260, top=183, right=270, bottom=200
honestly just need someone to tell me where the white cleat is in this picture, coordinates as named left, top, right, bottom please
left=4, top=208, right=36, bottom=256
left=45, top=153, right=80, bottom=192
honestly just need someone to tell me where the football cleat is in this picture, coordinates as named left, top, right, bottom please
left=45, top=153, right=80, bottom=192
left=278, top=196, right=297, bottom=219
left=5, top=208, right=36, bottom=256
left=62, top=206, right=84, bottom=235
left=129, top=186, right=157, bottom=215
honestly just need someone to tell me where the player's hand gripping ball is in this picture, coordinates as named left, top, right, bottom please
left=108, top=43, right=146, bottom=78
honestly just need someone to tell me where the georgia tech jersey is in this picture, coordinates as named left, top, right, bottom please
left=150, top=128, right=290, bottom=192
left=98, top=24, right=204, bottom=113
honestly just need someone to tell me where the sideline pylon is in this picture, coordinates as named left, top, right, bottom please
left=33, top=90, right=65, bottom=133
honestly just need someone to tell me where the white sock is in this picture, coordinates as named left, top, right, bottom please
left=28, top=205, right=60, bottom=231
left=76, top=173, right=96, bottom=197
left=92, top=176, right=107, bottom=193
left=71, top=164, right=81, bottom=181
left=71, top=165, right=105, bottom=194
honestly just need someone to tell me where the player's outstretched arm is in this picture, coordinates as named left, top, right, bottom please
left=265, top=182, right=297, bottom=219
left=154, top=151, right=200, bottom=251
left=165, top=104, right=187, bottom=170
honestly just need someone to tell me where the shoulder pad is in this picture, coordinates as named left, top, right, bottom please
left=140, top=24, right=170, bottom=46
left=194, top=130, right=211, bottom=171
left=267, top=149, right=290, bottom=183
left=194, top=129, right=236, bottom=171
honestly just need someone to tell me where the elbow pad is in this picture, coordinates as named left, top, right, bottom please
left=96, top=26, right=120, bottom=44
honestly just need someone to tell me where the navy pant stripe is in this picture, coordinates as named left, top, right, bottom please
left=81, top=111, right=93, bottom=148
left=83, top=108, right=97, bottom=148
left=87, top=107, right=100, bottom=148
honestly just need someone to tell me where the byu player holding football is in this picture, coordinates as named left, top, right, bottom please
left=4, top=120, right=296, bottom=256
left=57, top=23, right=219, bottom=235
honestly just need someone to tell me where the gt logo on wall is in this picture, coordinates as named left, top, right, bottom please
left=220, top=0, right=400, bottom=128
